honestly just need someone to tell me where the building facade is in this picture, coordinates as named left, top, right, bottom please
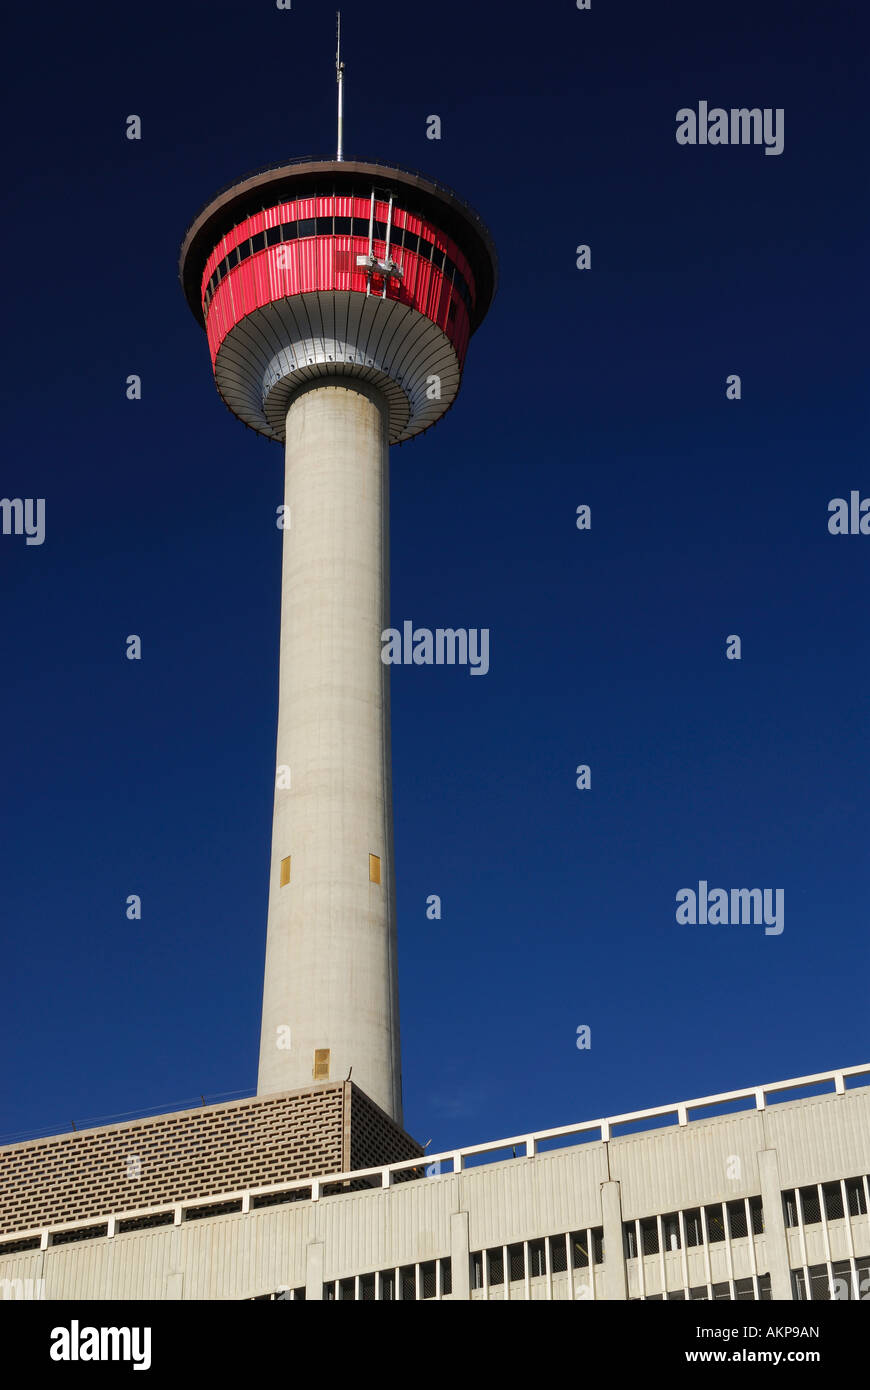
left=1, top=1064, right=867, bottom=1301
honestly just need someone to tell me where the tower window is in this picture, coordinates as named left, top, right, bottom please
left=369, top=854, right=381, bottom=884
left=280, top=856, right=291, bottom=886
left=313, top=1049, right=330, bottom=1080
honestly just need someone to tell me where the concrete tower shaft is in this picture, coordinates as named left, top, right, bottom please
left=180, top=157, right=496, bottom=1123
left=259, top=379, right=400, bottom=1115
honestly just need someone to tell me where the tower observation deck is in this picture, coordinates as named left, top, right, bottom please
left=179, top=156, right=497, bottom=1122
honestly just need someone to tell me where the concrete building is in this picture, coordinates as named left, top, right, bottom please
left=1, top=1064, right=867, bottom=1300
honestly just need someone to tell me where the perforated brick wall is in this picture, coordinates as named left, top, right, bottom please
left=350, top=1088, right=422, bottom=1173
left=0, top=1082, right=421, bottom=1236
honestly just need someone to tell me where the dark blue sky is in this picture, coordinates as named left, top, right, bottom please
left=2, top=0, right=867, bottom=1153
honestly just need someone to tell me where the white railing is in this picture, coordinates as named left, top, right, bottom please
left=2, top=1062, right=868, bottom=1251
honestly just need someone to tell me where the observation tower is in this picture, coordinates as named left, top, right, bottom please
left=178, top=23, right=497, bottom=1123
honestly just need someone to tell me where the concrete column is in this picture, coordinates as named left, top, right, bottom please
left=305, top=1241, right=325, bottom=1301
left=450, top=1211, right=471, bottom=1300
left=257, top=380, right=402, bottom=1122
left=758, top=1148, right=793, bottom=1300
left=599, top=1180, right=628, bottom=1300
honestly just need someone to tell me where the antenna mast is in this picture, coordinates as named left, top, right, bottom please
left=336, top=11, right=345, bottom=162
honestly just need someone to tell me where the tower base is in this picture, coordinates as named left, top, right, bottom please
left=0, top=1083, right=421, bottom=1241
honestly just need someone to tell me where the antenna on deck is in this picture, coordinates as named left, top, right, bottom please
left=336, top=11, right=345, bottom=162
